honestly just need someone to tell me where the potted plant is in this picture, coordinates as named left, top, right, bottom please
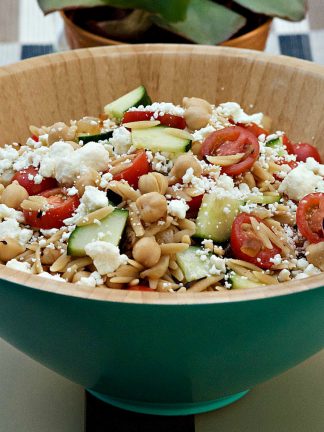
left=38, top=0, right=307, bottom=51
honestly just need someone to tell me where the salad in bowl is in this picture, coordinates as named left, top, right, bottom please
left=1, top=85, right=323, bottom=294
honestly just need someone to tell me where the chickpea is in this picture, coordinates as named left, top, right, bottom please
left=136, top=192, right=167, bottom=223
left=75, top=169, right=101, bottom=196
left=0, top=169, right=15, bottom=187
left=183, top=97, right=212, bottom=113
left=48, top=122, right=77, bottom=145
left=183, top=97, right=212, bottom=131
left=77, top=117, right=101, bottom=135
left=171, top=154, right=202, bottom=179
left=72, top=271, right=92, bottom=283
left=138, top=172, right=168, bottom=195
left=1, top=181, right=29, bottom=209
left=306, top=243, right=324, bottom=271
left=0, top=238, right=25, bottom=262
left=133, top=237, right=161, bottom=268
left=41, top=248, right=62, bottom=265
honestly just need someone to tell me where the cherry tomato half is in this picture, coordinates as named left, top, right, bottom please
left=282, top=135, right=295, bottom=154
left=113, top=150, right=150, bottom=188
left=12, top=166, right=58, bottom=195
left=230, top=213, right=282, bottom=270
left=122, top=111, right=186, bottom=129
left=127, top=285, right=155, bottom=291
left=240, top=122, right=269, bottom=138
left=292, top=143, right=322, bottom=163
left=296, top=193, right=324, bottom=243
left=186, top=194, right=203, bottom=219
left=24, top=188, right=80, bottom=229
left=200, top=126, right=259, bottom=176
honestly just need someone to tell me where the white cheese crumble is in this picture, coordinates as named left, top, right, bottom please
left=278, top=161, right=324, bottom=200
left=0, top=219, right=32, bottom=245
left=78, top=271, right=104, bottom=287
left=216, top=102, right=263, bottom=126
left=128, top=102, right=184, bottom=117
left=109, top=126, right=132, bottom=155
left=192, top=125, right=216, bottom=142
left=167, top=199, right=189, bottom=219
left=81, top=186, right=108, bottom=212
left=6, top=259, right=32, bottom=273
left=84, top=241, right=128, bottom=275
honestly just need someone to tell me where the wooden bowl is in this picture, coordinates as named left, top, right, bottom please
left=0, top=45, right=323, bottom=415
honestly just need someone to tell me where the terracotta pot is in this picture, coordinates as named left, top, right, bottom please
left=61, top=10, right=272, bottom=51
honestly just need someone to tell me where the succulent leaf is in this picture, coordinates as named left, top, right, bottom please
left=234, top=0, right=307, bottom=21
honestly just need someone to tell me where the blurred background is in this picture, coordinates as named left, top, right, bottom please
left=0, top=0, right=323, bottom=66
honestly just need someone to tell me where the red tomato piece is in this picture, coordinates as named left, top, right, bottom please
left=127, top=285, right=155, bottom=291
left=230, top=213, right=282, bottom=270
left=12, top=166, right=58, bottom=195
left=122, top=111, right=186, bottom=129
left=186, top=194, right=203, bottom=219
left=240, top=122, right=269, bottom=138
left=296, top=193, right=324, bottom=243
left=292, top=143, right=322, bottom=163
left=31, top=135, right=39, bottom=142
left=113, top=150, right=150, bottom=188
left=23, top=188, right=80, bottom=229
left=200, top=126, right=259, bottom=176
left=281, top=135, right=295, bottom=154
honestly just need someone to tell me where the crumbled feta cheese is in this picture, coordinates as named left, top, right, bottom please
left=0, top=219, right=32, bottom=245
left=168, top=199, right=189, bottom=219
left=84, top=241, right=128, bottom=275
left=278, top=163, right=324, bottom=200
left=269, top=254, right=282, bottom=265
left=109, top=126, right=132, bottom=155
left=129, top=102, right=184, bottom=117
left=0, top=145, right=19, bottom=175
left=6, top=259, right=31, bottom=273
left=99, top=172, right=113, bottom=188
left=38, top=272, right=65, bottom=282
left=278, top=269, right=291, bottom=282
left=67, top=186, right=78, bottom=196
left=81, top=186, right=108, bottom=212
left=77, top=271, right=104, bottom=287
left=216, top=102, right=263, bottom=126
left=192, top=125, right=216, bottom=142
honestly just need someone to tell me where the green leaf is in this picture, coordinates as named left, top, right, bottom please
left=153, top=0, right=246, bottom=45
left=234, top=0, right=307, bottom=21
left=37, top=0, right=190, bottom=22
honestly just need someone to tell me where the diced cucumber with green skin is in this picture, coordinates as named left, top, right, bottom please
left=176, top=246, right=212, bottom=282
left=67, top=209, right=128, bottom=257
left=230, top=273, right=265, bottom=289
left=246, top=194, right=281, bottom=205
left=78, top=131, right=113, bottom=145
left=132, top=126, right=191, bottom=153
left=104, top=86, right=152, bottom=121
left=266, top=137, right=282, bottom=148
left=266, top=137, right=285, bottom=156
left=195, top=194, right=243, bottom=243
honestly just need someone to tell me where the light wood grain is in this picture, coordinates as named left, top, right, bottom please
left=0, top=45, right=324, bottom=304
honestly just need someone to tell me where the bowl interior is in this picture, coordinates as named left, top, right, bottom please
left=1, top=44, right=324, bottom=304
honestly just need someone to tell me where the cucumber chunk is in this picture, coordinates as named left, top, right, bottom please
left=230, top=273, right=265, bottom=289
left=246, top=194, right=281, bottom=205
left=266, top=137, right=282, bottom=148
left=132, top=126, right=191, bottom=153
left=78, top=131, right=113, bottom=145
left=176, top=246, right=212, bottom=282
left=195, top=194, right=242, bottom=243
left=67, top=209, right=128, bottom=257
left=104, top=86, right=151, bottom=121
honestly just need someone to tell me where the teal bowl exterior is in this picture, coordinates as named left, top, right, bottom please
left=0, top=277, right=323, bottom=414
